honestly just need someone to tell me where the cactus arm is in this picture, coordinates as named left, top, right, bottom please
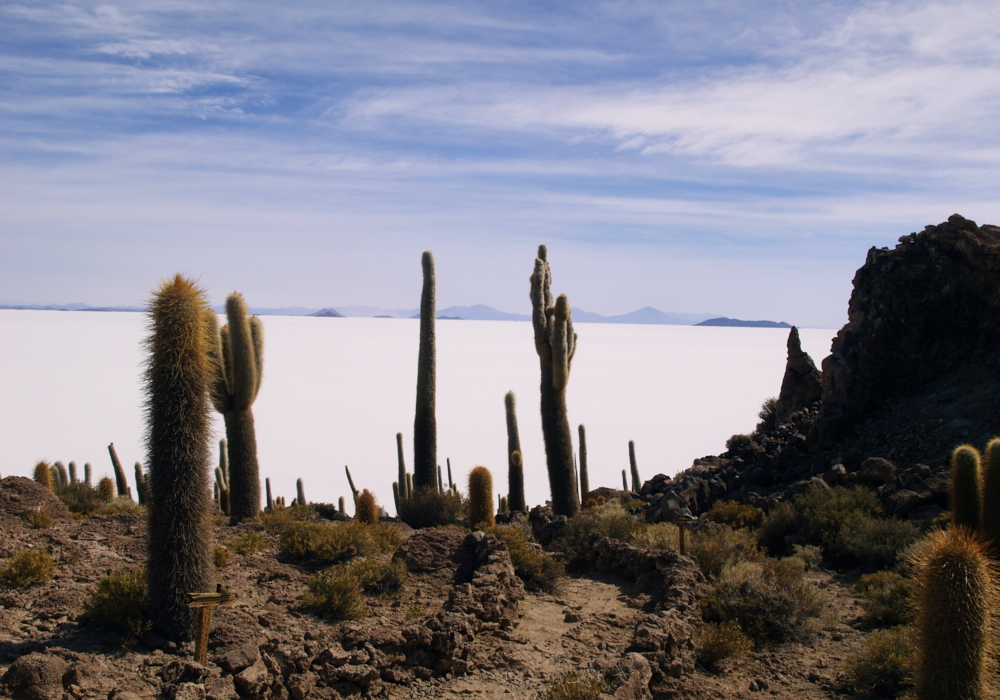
left=249, top=315, right=264, bottom=402
left=225, top=294, right=259, bottom=408
left=205, top=310, right=232, bottom=414
left=529, top=255, right=553, bottom=362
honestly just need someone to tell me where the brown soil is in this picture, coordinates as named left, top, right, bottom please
left=0, top=477, right=881, bottom=699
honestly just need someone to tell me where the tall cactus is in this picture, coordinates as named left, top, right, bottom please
left=951, top=444, right=983, bottom=530
left=530, top=245, right=578, bottom=517
left=914, top=527, right=995, bottom=700
left=208, top=293, right=264, bottom=519
left=578, top=425, right=590, bottom=502
left=68, top=461, right=78, bottom=485
left=396, top=432, right=408, bottom=500
left=468, top=466, right=495, bottom=529
left=215, top=466, right=230, bottom=515
left=345, top=465, right=359, bottom=503
left=413, top=251, right=437, bottom=490
left=447, top=458, right=453, bottom=490
left=505, top=391, right=526, bottom=512
left=629, top=440, right=641, bottom=493
left=265, top=477, right=274, bottom=512
left=108, top=443, right=131, bottom=499
left=144, top=274, right=215, bottom=641
left=54, top=461, right=69, bottom=487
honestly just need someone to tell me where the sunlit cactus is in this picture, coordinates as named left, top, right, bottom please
left=98, top=476, right=115, bottom=503
left=530, top=245, right=578, bottom=517
left=33, top=461, right=53, bottom=492
left=951, top=444, right=983, bottom=531
left=981, top=438, right=1000, bottom=547
left=144, top=274, right=215, bottom=641
left=467, top=466, right=494, bottom=529
left=357, top=489, right=378, bottom=525
left=413, top=251, right=437, bottom=490
left=208, top=293, right=264, bottom=519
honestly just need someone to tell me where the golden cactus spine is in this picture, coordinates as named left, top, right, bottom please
left=467, top=466, right=494, bottom=529
left=951, top=444, right=983, bottom=530
left=144, top=274, right=215, bottom=641
left=208, top=293, right=264, bottom=519
left=97, top=476, right=114, bottom=502
left=357, top=489, right=378, bottom=525
left=530, top=245, right=578, bottom=517
left=33, top=461, right=53, bottom=491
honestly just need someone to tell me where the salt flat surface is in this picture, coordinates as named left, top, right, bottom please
left=0, top=310, right=836, bottom=512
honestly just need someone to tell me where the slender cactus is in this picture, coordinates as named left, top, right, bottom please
left=84, top=462, right=92, bottom=487
left=215, top=467, right=230, bottom=515
left=578, top=425, right=590, bottom=502
left=393, top=482, right=400, bottom=513
left=447, top=458, right=454, bottom=490
left=345, top=465, right=359, bottom=502
left=413, top=251, right=437, bottom=490
left=530, top=245, right=578, bottom=517
left=265, top=477, right=274, bottom=512
left=468, top=466, right=494, bottom=529
left=297, top=478, right=306, bottom=507
left=622, top=469, right=628, bottom=493
left=107, top=443, right=131, bottom=499
left=68, top=461, right=78, bottom=485
left=981, top=438, right=1000, bottom=548
left=208, top=294, right=264, bottom=519
left=951, top=445, right=983, bottom=531
left=135, top=462, right=151, bottom=505
left=505, top=391, right=526, bottom=513
left=437, top=465, right=444, bottom=493
left=144, top=274, right=215, bottom=641
left=405, top=472, right=413, bottom=500
left=396, top=432, right=408, bottom=500
left=629, top=440, right=641, bottom=493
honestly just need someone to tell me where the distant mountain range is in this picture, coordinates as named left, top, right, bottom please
left=0, top=302, right=787, bottom=327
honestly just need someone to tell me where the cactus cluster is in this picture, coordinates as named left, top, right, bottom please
left=530, top=245, right=579, bottom=517
left=208, top=293, right=264, bottom=520
left=947, top=441, right=1000, bottom=544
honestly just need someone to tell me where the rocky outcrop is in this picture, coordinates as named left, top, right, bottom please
left=812, top=214, right=1000, bottom=448
left=445, top=532, right=524, bottom=629
left=0, top=477, right=72, bottom=521
left=774, top=327, right=822, bottom=427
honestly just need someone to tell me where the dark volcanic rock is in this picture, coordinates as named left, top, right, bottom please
left=812, top=214, right=1000, bottom=448
left=774, top=327, right=823, bottom=427
left=0, top=477, right=73, bottom=521
left=1, top=652, right=68, bottom=700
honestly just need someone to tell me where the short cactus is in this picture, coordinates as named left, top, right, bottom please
left=68, top=461, right=78, bottom=484
left=622, top=469, right=628, bottom=493
left=951, top=444, right=983, bottom=530
left=356, top=489, right=378, bottom=525
left=97, top=476, right=115, bottom=502
left=55, top=461, right=69, bottom=487
left=413, top=251, right=437, bottom=490
left=467, top=466, right=494, bottom=529
left=530, top=245, right=578, bottom=517
left=265, top=477, right=274, bottom=512
left=981, top=438, right=1000, bottom=547
left=338, top=496, right=345, bottom=514
left=33, top=461, right=53, bottom=491
left=499, top=495, right=508, bottom=513
left=914, top=527, right=995, bottom=700
left=629, top=440, right=641, bottom=493
left=505, top=391, right=526, bottom=513
left=84, top=462, right=92, bottom=486
left=297, top=478, right=306, bottom=507
left=208, top=294, right=264, bottom=519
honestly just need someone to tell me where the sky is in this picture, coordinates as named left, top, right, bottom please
left=2, top=0, right=999, bottom=328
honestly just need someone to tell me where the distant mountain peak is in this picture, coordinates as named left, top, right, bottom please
left=310, top=308, right=345, bottom=318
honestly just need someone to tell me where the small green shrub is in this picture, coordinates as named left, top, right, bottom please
left=856, top=571, right=912, bottom=628
left=833, top=513, right=920, bottom=569
left=630, top=521, right=679, bottom=551
left=843, top=626, right=914, bottom=697
left=406, top=604, right=427, bottom=619
left=688, top=526, right=764, bottom=581
left=279, top=521, right=402, bottom=566
left=213, top=545, right=231, bottom=568
left=557, top=501, right=645, bottom=562
left=702, top=557, right=826, bottom=647
left=345, top=557, right=407, bottom=596
left=56, top=482, right=104, bottom=515
left=227, top=531, right=269, bottom=555
left=1, top=549, right=55, bottom=587
left=725, top=434, right=753, bottom=453
left=260, top=504, right=313, bottom=534
left=26, top=507, right=53, bottom=529
left=397, top=486, right=464, bottom=529
left=542, top=672, right=612, bottom=700
left=703, top=500, right=764, bottom=530
left=84, top=569, right=149, bottom=638
left=696, top=620, right=753, bottom=670
left=303, top=557, right=407, bottom=620
left=791, top=544, right=823, bottom=571
left=486, top=524, right=565, bottom=593
left=757, top=500, right=799, bottom=557
left=754, top=397, right=777, bottom=434
left=93, top=497, right=143, bottom=517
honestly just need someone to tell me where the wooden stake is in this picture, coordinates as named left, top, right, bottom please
left=187, top=584, right=236, bottom=666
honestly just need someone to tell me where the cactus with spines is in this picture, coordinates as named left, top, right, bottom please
left=49, top=465, right=61, bottom=488
left=467, top=466, right=494, bottom=529
left=338, top=496, right=345, bottom=514
left=54, top=461, right=68, bottom=487
left=357, top=489, right=378, bottom=525
left=393, top=482, right=400, bottom=512
left=437, top=465, right=444, bottom=493
left=914, top=527, right=995, bottom=700
left=504, top=391, right=526, bottom=513
left=135, top=462, right=151, bottom=505
left=107, top=443, right=131, bottom=499
left=98, top=476, right=115, bottom=502
left=499, top=495, right=508, bottom=513
left=345, top=465, right=359, bottom=503
left=622, top=469, right=628, bottom=493
left=629, top=440, right=641, bottom=493
left=578, top=425, right=590, bottom=502
left=405, top=473, right=413, bottom=500
left=396, top=433, right=408, bottom=500
left=208, top=293, right=264, bottom=519
left=530, top=245, right=579, bottom=517
left=265, top=477, right=274, bottom=512
left=447, top=458, right=453, bottom=490
left=144, top=274, right=215, bottom=641
left=84, top=462, right=92, bottom=486
left=33, top=461, right=53, bottom=491
left=981, top=438, right=1000, bottom=547
left=297, top=478, right=306, bottom=507
left=215, top=467, right=230, bottom=515
left=68, top=461, right=78, bottom=485
left=951, top=444, right=983, bottom=530
left=413, top=251, right=437, bottom=490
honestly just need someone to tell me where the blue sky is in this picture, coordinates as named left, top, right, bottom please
left=1, top=1, right=998, bottom=327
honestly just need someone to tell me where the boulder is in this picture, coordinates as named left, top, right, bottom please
left=1, top=653, right=68, bottom=700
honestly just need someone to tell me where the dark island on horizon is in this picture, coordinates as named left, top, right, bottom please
left=695, top=317, right=791, bottom=328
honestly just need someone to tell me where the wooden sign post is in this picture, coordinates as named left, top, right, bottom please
left=187, top=584, right=236, bottom=665
left=675, top=514, right=697, bottom=557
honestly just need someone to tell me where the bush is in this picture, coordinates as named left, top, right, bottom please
left=397, top=486, right=464, bottom=529
left=757, top=500, right=799, bottom=557
left=1, top=549, right=55, bottom=587
left=542, top=672, right=612, bottom=700
left=630, top=522, right=678, bottom=551
left=213, top=546, right=231, bottom=568
left=303, top=557, right=407, bottom=620
left=701, top=558, right=826, bottom=647
left=93, top=497, right=143, bottom=517
left=725, top=434, right=753, bottom=453
left=279, top=521, right=402, bottom=566
left=688, top=526, right=764, bottom=581
left=56, top=482, right=104, bottom=515
left=791, top=544, right=823, bottom=571
left=754, top=397, right=777, bottom=434
left=406, top=604, right=427, bottom=620
left=833, top=513, right=920, bottom=569
left=227, top=531, right=269, bottom=555
left=260, top=504, right=313, bottom=534
left=557, top=501, right=645, bottom=563
left=856, top=571, right=912, bottom=628
left=703, top=500, right=763, bottom=530
left=26, top=507, right=53, bottom=529
left=696, top=621, right=753, bottom=670
left=486, top=524, right=565, bottom=593
left=843, top=626, right=914, bottom=697
left=84, top=569, right=149, bottom=639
